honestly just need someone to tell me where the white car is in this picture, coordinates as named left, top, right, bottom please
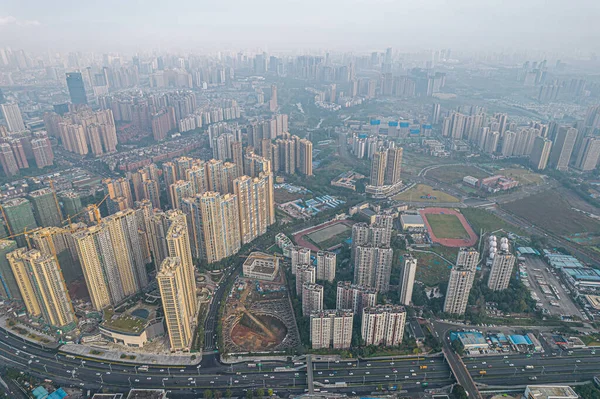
left=135, top=379, right=139, bottom=382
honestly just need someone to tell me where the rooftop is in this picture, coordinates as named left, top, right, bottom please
left=126, top=390, right=167, bottom=399
left=525, top=385, right=578, bottom=399
left=400, top=214, right=425, bottom=225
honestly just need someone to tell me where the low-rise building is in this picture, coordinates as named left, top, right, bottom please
left=242, top=252, right=279, bottom=281
left=523, top=385, right=578, bottom=399
left=400, top=213, right=425, bottom=231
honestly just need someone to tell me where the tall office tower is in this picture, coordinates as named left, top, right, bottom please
left=66, top=72, right=88, bottom=105
left=199, top=192, right=241, bottom=263
left=399, top=255, right=417, bottom=305
left=29, top=226, right=82, bottom=282
left=316, top=251, right=336, bottom=282
left=205, top=159, right=226, bottom=193
left=574, top=136, right=600, bottom=171
left=8, top=249, right=76, bottom=329
left=529, top=136, right=552, bottom=170
left=29, top=188, right=62, bottom=228
left=370, top=151, right=386, bottom=186
left=384, top=147, right=403, bottom=185
left=103, top=209, right=149, bottom=291
left=296, top=264, right=316, bottom=296
left=231, top=141, right=244, bottom=175
left=353, top=246, right=393, bottom=292
left=103, top=177, right=134, bottom=213
left=277, top=139, right=296, bottom=174
left=310, top=309, right=354, bottom=350
left=549, top=127, right=577, bottom=171
left=31, top=135, right=54, bottom=168
left=361, top=305, right=406, bottom=346
left=1, top=103, right=26, bottom=132
left=165, top=217, right=198, bottom=319
left=59, top=191, right=83, bottom=219
left=443, top=248, right=479, bottom=315
left=169, top=180, right=192, bottom=210
left=290, top=246, right=311, bottom=275
left=2, top=198, right=37, bottom=246
left=336, top=281, right=377, bottom=315
left=298, top=138, right=313, bottom=176
left=186, top=164, right=209, bottom=195
left=0, top=240, right=20, bottom=300
left=0, top=143, right=19, bottom=176
left=487, top=238, right=515, bottom=291
left=157, top=257, right=194, bottom=352
left=270, top=85, right=278, bottom=112
left=180, top=196, right=206, bottom=262
left=432, top=103, right=441, bottom=124
left=302, top=282, right=324, bottom=316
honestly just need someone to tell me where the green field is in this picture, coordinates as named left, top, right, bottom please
left=305, top=223, right=351, bottom=249
left=461, top=207, right=528, bottom=236
left=410, top=250, right=454, bottom=285
left=425, top=213, right=469, bottom=239
left=499, top=168, right=544, bottom=185
left=393, top=184, right=460, bottom=203
left=427, top=165, right=489, bottom=183
left=503, top=191, right=600, bottom=236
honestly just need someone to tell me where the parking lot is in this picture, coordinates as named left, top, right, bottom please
left=521, top=256, right=583, bottom=318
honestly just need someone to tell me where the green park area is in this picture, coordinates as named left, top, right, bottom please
left=461, top=208, right=528, bottom=237
left=393, top=184, right=460, bottom=203
left=425, top=213, right=470, bottom=239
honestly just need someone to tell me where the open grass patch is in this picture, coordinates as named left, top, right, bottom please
left=393, top=184, right=460, bottom=203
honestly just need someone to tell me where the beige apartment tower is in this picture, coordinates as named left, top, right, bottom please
left=310, top=309, right=353, bottom=350
left=361, top=305, right=406, bottom=347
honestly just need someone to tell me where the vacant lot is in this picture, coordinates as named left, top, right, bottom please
left=503, top=191, right=600, bottom=236
left=305, top=222, right=351, bottom=249
left=274, top=189, right=306, bottom=204
left=427, top=165, right=489, bottom=183
left=411, top=250, right=453, bottom=285
left=462, top=207, right=528, bottom=236
left=425, top=213, right=470, bottom=239
left=499, top=168, right=544, bottom=185
left=393, top=184, right=460, bottom=203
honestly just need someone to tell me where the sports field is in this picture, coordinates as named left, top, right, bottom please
left=425, top=214, right=469, bottom=239
left=304, top=222, right=352, bottom=249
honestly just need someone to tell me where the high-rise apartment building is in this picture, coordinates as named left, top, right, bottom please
left=103, top=177, right=134, bottom=213
left=296, top=264, right=316, bottom=296
left=0, top=143, right=19, bottom=176
left=1, top=103, right=26, bottom=132
left=361, top=305, right=406, bottom=346
left=310, top=309, right=353, bottom=349
left=290, top=246, right=311, bottom=275
left=399, top=255, right=417, bottom=305
left=185, top=164, right=208, bottom=196
left=316, top=251, right=336, bottom=282
left=180, top=196, right=206, bottom=262
left=353, top=246, right=393, bottom=292
left=157, top=257, right=194, bottom=352
left=298, top=138, right=313, bottom=176
left=443, top=247, right=479, bottom=315
left=8, top=248, right=76, bottom=329
left=574, top=136, right=600, bottom=171
left=169, top=180, right=192, bottom=210
left=29, top=188, right=62, bottom=228
left=549, top=127, right=577, bottom=171
left=370, top=151, right=387, bottom=186
left=336, top=281, right=377, bottom=315
left=31, top=135, right=54, bottom=168
left=66, top=72, right=88, bottom=105
left=487, top=238, right=515, bottom=291
left=28, top=226, right=82, bottom=282
left=2, top=198, right=37, bottom=246
left=199, top=192, right=241, bottom=263
left=231, top=141, right=244, bottom=175
left=0, top=240, right=20, bottom=300
left=530, top=136, right=552, bottom=170
left=234, top=175, right=269, bottom=244
left=384, top=147, right=403, bottom=186
left=269, top=85, right=278, bottom=112
left=302, top=282, right=324, bottom=316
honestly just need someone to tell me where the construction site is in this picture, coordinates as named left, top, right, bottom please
left=222, top=274, right=301, bottom=354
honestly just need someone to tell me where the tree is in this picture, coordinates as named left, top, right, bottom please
left=268, top=388, right=274, bottom=396
left=453, top=384, right=468, bottom=399
left=225, top=389, right=232, bottom=398
left=215, top=391, right=222, bottom=399
left=256, top=388, right=265, bottom=398
left=204, top=390, right=213, bottom=399
left=246, top=390, right=254, bottom=399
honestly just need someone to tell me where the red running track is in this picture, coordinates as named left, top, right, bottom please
left=419, top=207, right=478, bottom=248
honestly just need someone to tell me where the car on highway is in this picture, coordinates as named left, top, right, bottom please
left=349, top=372, right=353, bottom=375
left=404, top=376, right=409, bottom=379
left=509, top=363, right=514, bottom=366
left=234, top=380, right=239, bottom=383
left=365, top=371, right=370, bottom=375
left=147, top=377, right=151, bottom=380
left=324, top=379, right=329, bottom=383
left=270, top=376, right=274, bottom=379
left=210, top=381, right=214, bottom=384
left=135, top=379, right=139, bottom=382
left=576, top=360, right=581, bottom=363
left=385, top=375, right=389, bottom=378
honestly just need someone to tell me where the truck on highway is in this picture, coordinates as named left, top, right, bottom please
left=420, top=365, right=428, bottom=369
left=479, top=370, right=486, bottom=375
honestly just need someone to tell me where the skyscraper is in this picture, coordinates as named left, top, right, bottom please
left=336, top=281, right=376, bottom=315
left=66, top=72, right=88, bottom=105
left=399, top=255, right=417, bottom=305
left=487, top=238, right=515, bottom=291
left=316, top=251, right=336, bottom=282
left=549, top=127, right=577, bottom=171
left=269, top=85, right=278, bottom=112
left=1, top=103, right=26, bottom=132
left=29, top=188, right=62, bottom=228
left=370, top=152, right=386, bottom=186
left=384, top=147, right=403, bottom=185
left=574, top=136, right=600, bottom=171
left=8, top=248, right=76, bottom=329
left=361, top=305, right=406, bottom=346
left=0, top=240, right=20, bottom=300
left=310, top=309, right=353, bottom=349
left=2, top=198, right=37, bottom=246
left=169, top=180, right=192, bottom=210
left=103, top=177, right=134, bottom=213
left=157, top=257, right=194, bottom=352
left=530, top=136, right=552, bottom=170
left=199, top=192, right=241, bottom=263
left=302, top=282, right=324, bottom=316
left=298, top=138, right=313, bottom=176
left=166, top=217, right=198, bottom=319
left=353, top=246, right=393, bottom=292
left=444, top=247, right=479, bottom=315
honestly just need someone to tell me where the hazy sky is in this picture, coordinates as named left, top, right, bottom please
left=1, top=0, right=599, bottom=54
